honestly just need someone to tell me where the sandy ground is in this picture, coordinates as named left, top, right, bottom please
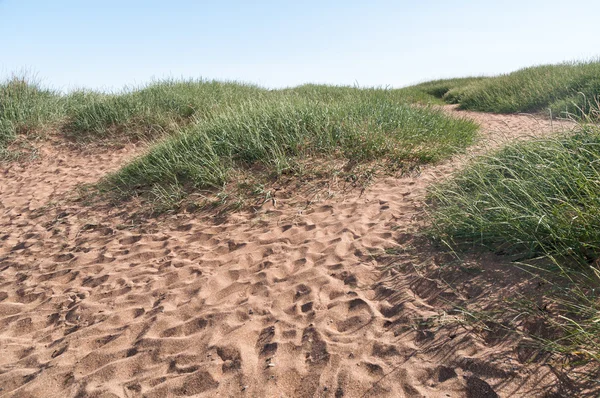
left=0, top=109, right=593, bottom=398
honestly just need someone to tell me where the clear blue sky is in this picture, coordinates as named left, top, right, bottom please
left=1, top=0, right=598, bottom=92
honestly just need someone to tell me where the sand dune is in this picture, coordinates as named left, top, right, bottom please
left=0, top=110, right=588, bottom=397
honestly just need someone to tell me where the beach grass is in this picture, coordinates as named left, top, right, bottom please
left=428, top=117, right=600, bottom=363
left=104, top=94, right=478, bottom=205
left=444, top=60, right=600, bottom=117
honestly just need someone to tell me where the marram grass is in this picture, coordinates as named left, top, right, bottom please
left=0, top=76, right=63, bottom=157
left=0, top=76, right=454, bottom=156
left=105, top=96, right=479, bottom=200
left=445, top=59, right=600, bottom=117
left=429, top=127, right=600, bottom=262
left=429, top=121, right=600, bottom=363
left=63, top=79, right=268, bottom=141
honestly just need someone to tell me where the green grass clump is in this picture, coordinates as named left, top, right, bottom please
left=286, top=83, right=449, bottom=105
left=64, top=81, right=451, bottom=143
left=63, top=79, right=268, bottom=141
left=0, top=76, right=112, bottom=157
left=407, top=77, right=488, bottom=101
left=3, top=58, right=598, bottom=157
left=429, top=123, right=600, bottom=363
left=446, top=60, right=600, bottom=116
left=106, top=95, right=478, bottom=200
left=429, top=127, right=600, bottom=262
left=0, top=75, right=473, bottom=160
left=0, top=76, right=64, bottom=156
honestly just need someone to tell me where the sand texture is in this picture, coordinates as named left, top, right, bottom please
left=1, top=109, right=594, bottom=397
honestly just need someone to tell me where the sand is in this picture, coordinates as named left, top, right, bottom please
left=0, top=109, right=592, bottom=397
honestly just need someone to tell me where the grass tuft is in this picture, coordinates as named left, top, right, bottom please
left=0, top=75, right=63, bottom=156
left=104, top=95, right=478, bottom=204
left=428, top=116, right=600, bottom=363
left=407, top=77, right=488, bottom=101
left=445, top=60, right=600, bottom=116
left=429, top=127, right=600, bottom=262
left=63, top=79, right=267, bottom=141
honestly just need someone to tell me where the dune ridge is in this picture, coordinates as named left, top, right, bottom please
left=0, top=109, right=588, bottom=397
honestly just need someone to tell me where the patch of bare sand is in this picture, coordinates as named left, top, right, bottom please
left=0, top=110, right=595, bottom=397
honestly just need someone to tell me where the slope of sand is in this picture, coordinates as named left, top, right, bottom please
left=0, top=110, right=592, bottom=397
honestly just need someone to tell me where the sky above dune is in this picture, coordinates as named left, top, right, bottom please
left=1, top=0, right=599, bottom=92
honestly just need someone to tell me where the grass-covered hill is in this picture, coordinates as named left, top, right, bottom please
left=428, top=122, right=600, bottom=364
left=106, top=93, right=478, bottom=204
left=2, top=59, right=600, bottom=214
left=0, top=77, right=269, bottom=156
left=0, top=76, right=480, bottom=204
left=3, top=59, right=599, bottom=158
left=1, top=59, right=599, bottom=366
left=0, top=75, right=462, bottom=156
left=422, top=61, right=600, bottom=363
left=434, top=60, right=600, bottom=116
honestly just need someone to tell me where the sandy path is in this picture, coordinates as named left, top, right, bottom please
left=0, top=111, right=586, bottom=397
